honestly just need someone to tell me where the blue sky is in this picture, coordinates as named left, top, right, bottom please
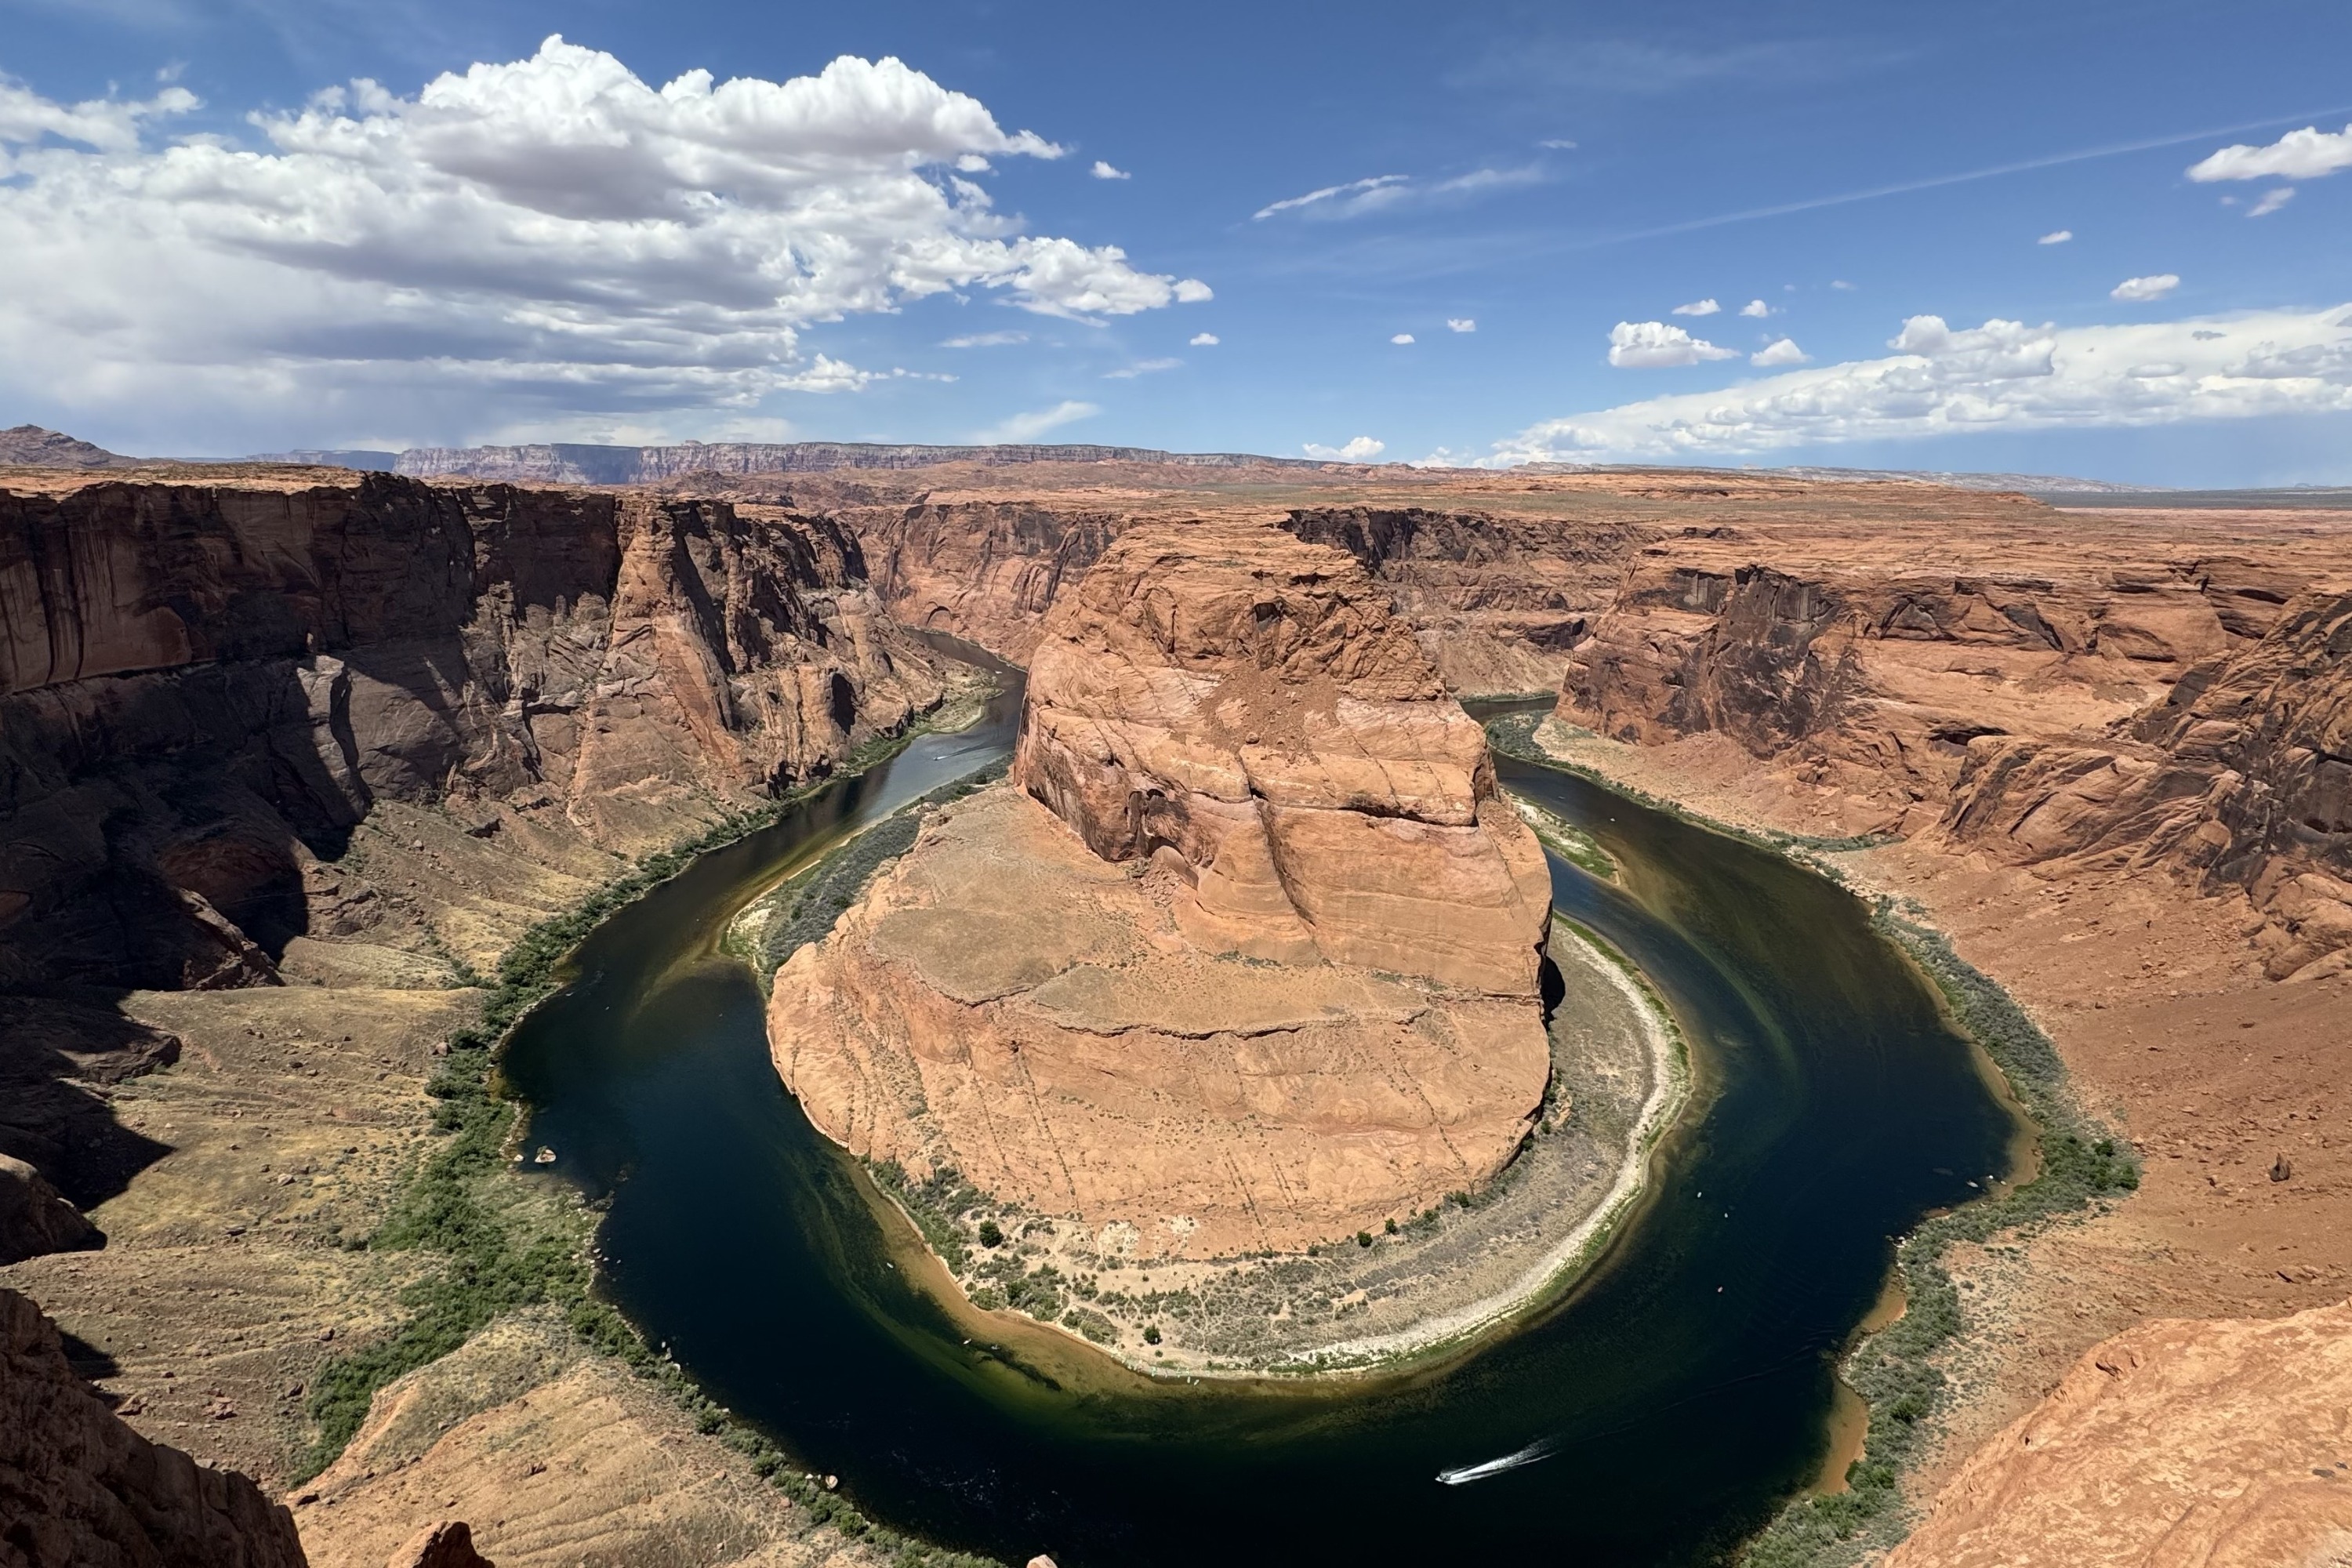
left=2, top=0, right=2349, bottom=483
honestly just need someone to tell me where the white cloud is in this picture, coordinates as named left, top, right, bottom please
left=1671, top=298, right=1721, bottom=317
left=1830, top=279, right=1857, bottom=291
left=2112, top=274, right=2180, bottom=303
left=1751, top=337, right=1809, bottom=367
left=1254, top=174, right=1407, bottom=220
left=2248, top=187, right=2296, bottom=218
left=1250, top=166, right=1540, bottom=222
left=1608, top=320, right=1738, bottom=368
left=1102, top=356, right=1180, bottom=379
left=0, top=79, right=198, bottom=154
left=1538, top=138, right=1577, bottom=150
left=942, top=330, right=1029, bottom=348
left=1447, top=318, right=1475, bottom=332
left=1304, top=436, right=1385, bottom=461
left=1491, top=305, right=2352, bottom=463
left=2037, top=229, right=2073, bottom=245
left=1189, top=332, right=1219, bottom=346
left=1392, top=332, right=1416, bottom=344
left=1739, top=299, right=1772, bottom=318
left=1090, top=159, right=1130, bottom=180
left=0, top=38, right=1210, bottom=445
left=2187, top=122, right=2352, bottom=183
left=977, top=399, right=1098, bottom=442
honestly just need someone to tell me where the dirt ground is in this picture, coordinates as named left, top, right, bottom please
left=0, top=807, right=902, bottom=1568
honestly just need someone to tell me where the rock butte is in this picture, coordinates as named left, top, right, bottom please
left=768, top=518, right=1555, bottom=1255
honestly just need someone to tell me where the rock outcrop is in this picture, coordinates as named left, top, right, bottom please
left=769, top=519, right=1554, bottom=1256
left=1889, top=1301, right=2352, bottom=1568
left=1014, top=517, right=1552, bottom=993
left=384, top=1522, right=493, bottom=1568
left=1280, top=506, right=1656, bottom=696
left=0, top=474, right=948, bottom=990
left=851, top=499, right=1127, bottom=662
left=0, top=1153, right=96, bottom=1265
left=1549, top=524, right=2352, bottom=977
left=0, top=1286, right=309, bottom=1567
left=1940, top=582, right=2352, bottom=982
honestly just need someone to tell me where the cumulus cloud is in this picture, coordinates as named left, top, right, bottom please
left=1831, top=279, right=1857, bottom=290
left=2248, top=187, right=2296, bottom=217
left=1189, top=332, right=1219, bottom=346
left=1447, top=317, right=1476, bottom=332
left=2187, top=122, right=2352, bottom=183
left=2037, top=229, right=2073, bottom=245
left=1304, top=436, right=1385, bottom=461
left=1751, top=337, right=1809, bottom=367
left=942, top=330, right=1029, bottom=347
left=1102, top=356, right=1180, bottom=378
left=1392, top=332, right=1417, bottom=344
left=2113, top=274, right=2181, bottom=302
left=1608, top=320, right=1738, bottom=368
left=977, top=399, right=1098, bottom=442
left=0, top=79, right=197, bottom=154
left=1671, top=298, right=1721, bottom=317
left=0, top=38, right=1208, bottom=445
left=1490, top=305, right=2352, bottom=463
left=1738, top=299, right=1772, bottom=318
left=1090, top=159, right=1130, bottom=180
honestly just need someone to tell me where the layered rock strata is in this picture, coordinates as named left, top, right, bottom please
left=769, top=520, right=1554, bottom=1257
left=1551, top=525, right=2352, bottom=980
left=0, top=1286, right=309, bottom=1567
left=1014, top=517, right=1553, bottom=993
left=0, top=474, right=948, bottom=991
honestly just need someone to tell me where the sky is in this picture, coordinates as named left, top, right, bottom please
left=2, top=0, right=2349, bottom=484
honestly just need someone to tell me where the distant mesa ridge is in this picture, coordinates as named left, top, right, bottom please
left=7, top=424, right=2342, bottom=501
left=269, top=439, right=1331, bottom=481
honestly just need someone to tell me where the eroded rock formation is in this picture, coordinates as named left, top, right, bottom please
left=0, top=474, right=948, bottom=990
left=1280, top=506, right=1656, bottom=696
left=0, top=1286, right=309, bottom=1567
left=1014, top=517, right=1552, bottom=993
left=769, top=519, right=1554, bottom=1255
left=1889, top=1301, right=2352, bottom=1567
left=1549, top=526, right=2352, bottom=981
left=1940, top=582, right=2352, bottom=982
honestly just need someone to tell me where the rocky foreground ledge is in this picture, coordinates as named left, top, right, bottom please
left=766, top=519, right=1676, bottom=1370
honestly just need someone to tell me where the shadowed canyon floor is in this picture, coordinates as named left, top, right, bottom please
left=5, top=453, right=2350, bottom=1566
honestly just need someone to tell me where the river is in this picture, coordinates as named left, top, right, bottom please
left=499, top=683, right=2016, bottom=1566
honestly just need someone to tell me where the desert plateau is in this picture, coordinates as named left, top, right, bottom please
left=2, top=430, right=2344, bottom=1568
left=5, top=10, right=2350, bottom=1564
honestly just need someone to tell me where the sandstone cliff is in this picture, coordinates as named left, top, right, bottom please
left=1888, top=1300, right=2352, bottom=1568
left=0, top=1285, right=309, bottom=1567
left=1014, top=517, right=1552, bottom=993
left=1549, top=524, right=2351, bottom=980
left=1279, top=505, right=1657, bottom=696
left=768, top=519, right=1555, bottom=1258
left=1942, top=581, right=2352, bottom=982
left=0, top=474, right=947, bottom=992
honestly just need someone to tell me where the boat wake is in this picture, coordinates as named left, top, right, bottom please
left=1436, top=1438, right=1556, bottom=1486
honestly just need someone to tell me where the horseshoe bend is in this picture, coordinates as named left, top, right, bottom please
left=764, top=517, right=1680, bottom=1367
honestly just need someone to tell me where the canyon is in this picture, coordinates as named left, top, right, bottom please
left=760, top=520, right=1653, bottom=1368
left=3, top=446, right=2348, bottom=1566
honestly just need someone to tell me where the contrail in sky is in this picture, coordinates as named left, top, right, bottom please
left=1581, top=103, right=2352, bottom=250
